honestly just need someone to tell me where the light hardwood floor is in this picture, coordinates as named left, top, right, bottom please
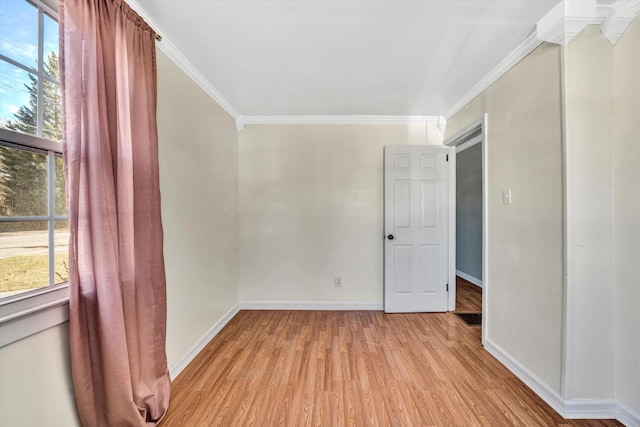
left=455, top=275, right=483, bottom=313
left=161, top=306, right=621, bottom=426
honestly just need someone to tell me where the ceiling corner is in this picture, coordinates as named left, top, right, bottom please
left=536, top=0, right=599, bottom=45
left=599, top=0, right=640, bottom=44
left=444, top=32, right=542, bottom=120
left=536, top=0, right=639, bottom=45
left=437, top=116, right=447, bottom=134
left=236, top=115, right=246, bottom=133
left=126, top=0, right=242, bottom=121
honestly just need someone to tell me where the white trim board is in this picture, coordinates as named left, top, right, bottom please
left=156, top=39, right=240, bottom=120
left=239, top=301, right=384, bottom=311
left=448, top=147, right=458, bottom=312
left=456, top=270, right=483, bottom=288
left=484, top=339, right=638, bottom=424
left=617, top=403, right=640, bottom=427
left=485, top=338, right=594, bottom=418
left=444, top=32, right=542, bottom=120
left=455, top=135, right=482, bottom=153
left=443, top=118, right=483, bottom=147
left=480, top=114, right=489, bottom=348
left=444, top=114, right=489, bottom=346
left=169, top=304, right=240, bottom=380
left=240, top=115, right=439, bottom=126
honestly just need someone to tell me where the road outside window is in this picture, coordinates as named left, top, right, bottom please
left=0, top=0, right=67, bottom=301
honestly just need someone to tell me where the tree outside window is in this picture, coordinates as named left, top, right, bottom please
left=0, top=0, right=67, bottom=299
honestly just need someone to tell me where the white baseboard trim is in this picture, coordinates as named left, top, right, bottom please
left=617, top=402, right=640, bottom=427
left=484, top=339, right=637, bottom=423
left=484, top=338, right=567, bottom=416
left=563, top=399, right=617, bottom=420
left=169, top=304, right=240, bottom=380
left=239, top=301, right=384, bottom=311
left=456, top=270, right=483, bottom=288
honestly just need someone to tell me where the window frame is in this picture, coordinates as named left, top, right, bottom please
left=0, top=0, right=68, bottom=347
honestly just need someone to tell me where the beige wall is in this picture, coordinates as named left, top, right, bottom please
left=563, top=19, right=640, bottom=410
left=563, top=25, right=615, bottom=400
left=613, top=18, right=640, bottom=415
left=447, top=20, right=640, bottom=411
left=238, top=123, right=441, bottom=304
left=0, top=324, right=80, bottom=426
left=1, top=18, right=637, bottom=427
left=0, top=50, right=240, bottom=426
left=445, top=43, right=565, bottom=392
left=156, top=51, right=239, bottom=368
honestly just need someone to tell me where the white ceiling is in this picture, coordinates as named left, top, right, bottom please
left=133, top=0, right=561, bottom=118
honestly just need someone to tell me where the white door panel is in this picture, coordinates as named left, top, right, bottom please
left=384, top=145, right=451, bottom=313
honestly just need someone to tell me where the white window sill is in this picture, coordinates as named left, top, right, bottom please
left=0, top=285, right=70, bottom=347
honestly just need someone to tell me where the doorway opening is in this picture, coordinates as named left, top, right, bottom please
left=444, top=115, right=488, bottom=344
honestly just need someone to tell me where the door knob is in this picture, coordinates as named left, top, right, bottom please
left=387, top=234, right=395, bottom=240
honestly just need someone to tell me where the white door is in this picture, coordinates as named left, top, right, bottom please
left=384, top=145, right=451, bottom=313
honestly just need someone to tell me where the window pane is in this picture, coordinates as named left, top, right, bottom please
left=0, top=59, right=38, bottom=137
left=43, top=13, right=59, bottom=80
left=0, top=0, right=38, bottom=70
left=0, top=220, right=49, bottom=298
left=43, top=81, right=61, bottom=141
left=55, top=156, right=66, bottom=215
left=54, top=220, right=68, bottom=284
left=0, top=144, right=47, bottom=217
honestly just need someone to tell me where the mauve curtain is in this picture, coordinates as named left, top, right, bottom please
left=59, top=0, right=170, bottom=425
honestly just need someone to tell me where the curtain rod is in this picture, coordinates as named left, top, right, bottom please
left=155, top=33, right=162, bottom=42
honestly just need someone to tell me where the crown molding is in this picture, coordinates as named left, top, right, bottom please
left=537, top=0, right=639, bottom=45
left=126, top=0, right=241, bottom=121
left=155, top=38, right=241, bottom=120
left=445, top=0, right=638, bottom=120
left=537, top=0, right=599, bottom=45
left=235, top=115, right=246, bottom=133
left=599, top=0, right=640, bottom=44
left=131, top=0, right=638, bottom=131
left=444, top=31, right=542, bottom=120
left=437, top=116, right=447, bottom=133
left=240, top=115, right=439, bottom=127
left=537, top=16, right=601, bottom=45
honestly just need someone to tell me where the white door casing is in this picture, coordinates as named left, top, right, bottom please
left=384, top=145, right=452, bottom=313
left=444, top=115, right=487, bottom=345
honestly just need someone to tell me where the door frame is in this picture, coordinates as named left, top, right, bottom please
left=444, top=114, right=489, bottom=346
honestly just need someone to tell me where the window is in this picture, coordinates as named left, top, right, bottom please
left=0, top=0, right=68, bottom=346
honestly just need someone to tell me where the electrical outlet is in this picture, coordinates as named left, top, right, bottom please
left=334, top=277, right=342, bottom=287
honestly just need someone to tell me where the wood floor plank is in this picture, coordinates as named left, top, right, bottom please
left=455, top=275, right=483, bottom=313
left=161, top=308, right=622, bottom=427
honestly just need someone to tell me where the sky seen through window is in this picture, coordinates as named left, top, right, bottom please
left=0, top=0, right=59, bottom=128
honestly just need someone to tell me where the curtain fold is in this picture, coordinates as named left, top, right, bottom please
left=60, top=0, right=170, bottom=425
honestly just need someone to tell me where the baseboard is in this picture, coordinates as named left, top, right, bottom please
left=617, top=402, right=640, bottom=427
left=239, top=301, right=384, bottom=311
left=484, top=338, right=567, bottom=416
left=563, top=399, right=617, bottom=419
left=456, top=270, right=482, bottom=288
left=484, top=339, right=636, bottom=423
left=169, top=304, right=240, bottom=380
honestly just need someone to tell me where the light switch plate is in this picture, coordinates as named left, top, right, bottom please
left=503, top=189, right=512, bottom=205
